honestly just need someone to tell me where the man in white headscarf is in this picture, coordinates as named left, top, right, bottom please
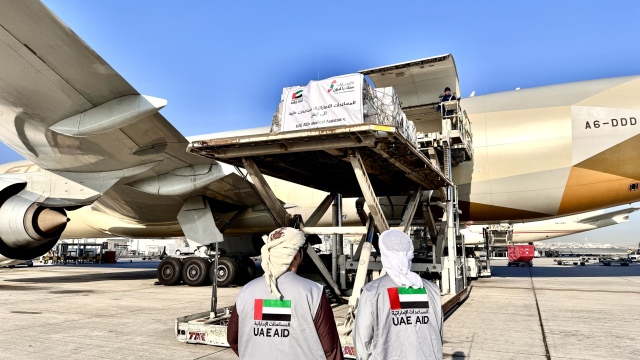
left=353, top=229, right=443, bottom=360
left=227, top=227, right=343, bottom=360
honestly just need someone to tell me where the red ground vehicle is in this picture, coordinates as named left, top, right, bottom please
left=507, top=245, right=535, bottom=267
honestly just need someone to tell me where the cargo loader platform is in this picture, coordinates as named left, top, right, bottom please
left=179, top=55, right=474, bottom=358
left=188, top=122, right=462, bottom=294
left=184, top=122, right=471, bottom=358
left=189, top=123, right=452, bottom=197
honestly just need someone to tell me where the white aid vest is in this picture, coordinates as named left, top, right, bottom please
left=353, top=275, right=443, bottom=360
left=235, top=271, right=326, bottom=360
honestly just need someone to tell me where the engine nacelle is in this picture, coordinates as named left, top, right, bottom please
left=0, top=189, right=68, bottom=260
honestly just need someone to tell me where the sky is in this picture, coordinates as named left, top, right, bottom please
left=3, top=0, right=640, bottom=245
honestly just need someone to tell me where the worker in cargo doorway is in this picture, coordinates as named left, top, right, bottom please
left=227, top=227, right=343, bottom=360
left=436, top=86, right=458, bottom=129
left=353, top=229, right=443, bottom=360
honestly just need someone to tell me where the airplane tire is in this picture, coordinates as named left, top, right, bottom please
left=182, top=257, right=210, bottom=286
left=244, top=259, right=256, bottom=279
left=236, top=257, right=257, bottom=285
left=157, top=257, right=182, bottom=286
left=210, top=257, right=238, bottom=287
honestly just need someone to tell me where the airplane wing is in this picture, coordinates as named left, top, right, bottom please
left=577, top=207, right=639, bottom=225
left=0, top=1, right=262, bottom=222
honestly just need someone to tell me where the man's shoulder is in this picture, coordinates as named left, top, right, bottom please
left=238, top=276, right=266, bottom=297
left=361, top=276, right=439, bottom=294
left=422, top=279, right=440, bottom=293
left=361, top=275, right=394, bottom=294
left=282, top=272, right=323, bottom=292
left=422, top=279, right=442, bottom=305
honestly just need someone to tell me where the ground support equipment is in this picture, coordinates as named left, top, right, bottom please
left=175, top=121, right=472, bottom=357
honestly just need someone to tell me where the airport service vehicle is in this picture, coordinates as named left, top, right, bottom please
left=555, top=256, right=633, bottom=266
left=507, top=245, right=535, bottom=267
left=555, top=257, right=594, bottom=266
left=600, top=256, right=632, bottom=266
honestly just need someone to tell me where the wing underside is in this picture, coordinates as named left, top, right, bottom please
left=578, top=207, right=639, bottom=225
left=0, top=1, right=256, bottom=222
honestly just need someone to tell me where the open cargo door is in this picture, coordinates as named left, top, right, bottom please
left=359, top=54, right=460, bottom=133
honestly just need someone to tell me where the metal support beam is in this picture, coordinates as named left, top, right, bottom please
left=219, top=207, right=247, bottom=234
left=427, top=147, right=441, bottom=169
left=397, top=188, right=422, bottom=233
left=349, top=149, right=389, bottom=232
left=461, top=231, right=467, bottom=289
left=239, top=162, right=343, bottom=301
left=241, top=157, right=291, bottom=227
left=336, top=193, right=343, bottom=256
left=305, top=245, right=342, bottom=301
left=302, top=226, right=366, bottom=235
left=331, top=193, right=344, bottom=284
left=482, top=227, right=492, bottom=277
left=348, top=243, right=373, bottom=307
left=421, top=191, right=438, bottom=240
left=442, top=140, right=458, bottom=295
left=355, top=197, right=368, bottom=226
left=210, top=241, right=219, bottom=319
left=305, top=193, right=335, bottom=227
left=331, top=194, right=339, bottom=283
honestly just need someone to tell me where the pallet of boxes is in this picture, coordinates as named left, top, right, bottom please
left=270, top=73, right=418, bottom=146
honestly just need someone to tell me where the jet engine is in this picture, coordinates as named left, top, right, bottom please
left=0, top=180, right=69, bottom=260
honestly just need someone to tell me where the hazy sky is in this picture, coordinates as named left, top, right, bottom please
left=3, top=1, right=640, bottom=244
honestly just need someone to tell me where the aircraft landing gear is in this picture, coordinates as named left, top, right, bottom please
left=157, top=254, right=253, bottom=287
left=211, top=257, right=238, bottom=287
left=182, top=257, right=210, bottom=286
left=157, top=257, right=182, bottom=286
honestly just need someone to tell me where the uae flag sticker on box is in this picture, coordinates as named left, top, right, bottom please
left=387, top=287, right=429, bottom=310
left=254, top=299, right=292, bottom=322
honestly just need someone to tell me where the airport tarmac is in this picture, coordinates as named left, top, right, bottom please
left=445, top=258, right=640, bottom=359
left=1, top=258, right=638, bottom=359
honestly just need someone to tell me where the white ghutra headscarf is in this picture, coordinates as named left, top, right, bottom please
left=261, top=227, right=306, bottom=300
left=379, top=229, right=423, bottom=289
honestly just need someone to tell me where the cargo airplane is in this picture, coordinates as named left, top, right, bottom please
left=0, top=2, right=639, bottom=286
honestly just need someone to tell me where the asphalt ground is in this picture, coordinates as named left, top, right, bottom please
left=1, top=257, right=638, bottom=359
left=444, top=258, right=640, bottom=359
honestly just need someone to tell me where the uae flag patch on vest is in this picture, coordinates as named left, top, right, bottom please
left=387, top=287, right=429, bottom=310
left=254, top=299, right=292, bottom=321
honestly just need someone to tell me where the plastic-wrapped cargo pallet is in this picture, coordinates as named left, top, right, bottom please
left=369, top=87, right=404, bottom=128
left=270, top=86, right=302, bottom=133
left=270, top=101, right=283, bottom=133
left=405, top=120, right=417, bottom=145
left=270, top=74, right=418, bottom=147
